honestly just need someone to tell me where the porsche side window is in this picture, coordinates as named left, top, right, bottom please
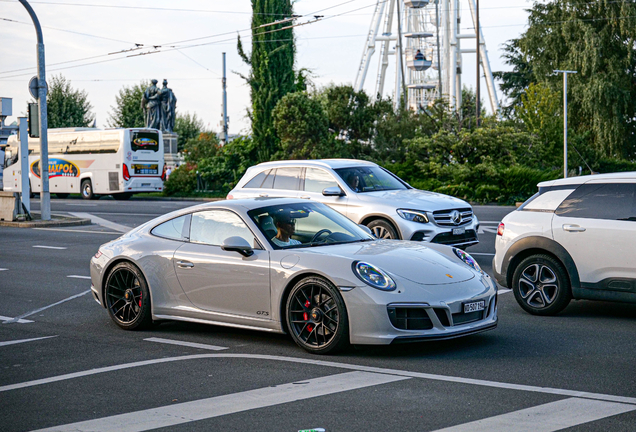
left=190, top=210, right=255, bottom=246
left=304, top=168, right=339, bottom=193
left=151, top=215, right=189, bottom=241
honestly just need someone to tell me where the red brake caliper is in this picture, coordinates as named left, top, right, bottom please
left=304, top=300, right=313, bottom=332
left=139, top=292, right=142, bottom=308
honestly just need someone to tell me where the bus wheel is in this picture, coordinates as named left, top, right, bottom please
left=81, top=179, right=95, bottom=200
left=56, top=193, right=69, bottom=199
left=113, top=193, right=132, bottom=201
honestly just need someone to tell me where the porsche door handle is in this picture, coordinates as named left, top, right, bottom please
left=563, top=224, right=586, bottom=232
left=177, top=260, right=194, bottom=268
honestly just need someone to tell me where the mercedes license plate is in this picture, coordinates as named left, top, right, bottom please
left=463, top=300, right=485, bottom=313
left=452, top=227, right=466, bottom=236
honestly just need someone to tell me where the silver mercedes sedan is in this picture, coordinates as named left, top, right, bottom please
left=90, top=198, right=497, bottom=354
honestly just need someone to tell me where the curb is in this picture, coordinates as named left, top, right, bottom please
left=0, top=213, right=91, bottom=229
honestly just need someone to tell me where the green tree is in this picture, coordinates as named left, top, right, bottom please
left=46, top=74, right=94, bottom=128
left=496, top=0, right=636, bottom=158
left=174, top=112, right=206, bottom=152
left=273, top=92, right=332, bottom=159
left=107, top=81, right=148, bottom=128
left=237, top=0, right=295, bottom=162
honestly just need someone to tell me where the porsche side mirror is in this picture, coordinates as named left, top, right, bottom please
left=322, top=186, right=345, bottom=197
left=221, top=236, right=254, bottom=257
left=358, top=224, right=373, bottom=236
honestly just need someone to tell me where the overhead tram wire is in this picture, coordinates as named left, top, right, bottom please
left=0, top=0, right=387, bottom=79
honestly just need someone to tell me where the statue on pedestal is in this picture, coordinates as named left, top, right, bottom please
left=160, top=79, right=177, bottom=133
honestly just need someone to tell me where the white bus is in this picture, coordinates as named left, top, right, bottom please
left=3, top=127, right=164, bottom=200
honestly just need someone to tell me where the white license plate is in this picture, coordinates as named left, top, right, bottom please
left=463, top=300, right=485, bottom=313
left=141, top=183, right=151, bottom=187
left=452, top=227, right=466, bottom=235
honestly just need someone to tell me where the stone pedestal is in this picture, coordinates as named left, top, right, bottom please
left=162, top=132, right=184, bottom=168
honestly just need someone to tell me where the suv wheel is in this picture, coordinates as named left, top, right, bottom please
left=367, top=219, right=398, bottom=239
left=512, top=254, right=571, bottom=316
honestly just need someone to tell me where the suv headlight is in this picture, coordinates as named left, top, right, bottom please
left=397, top=209, right=429, bottom=223
left=352, top=261, right=396, bottom=291
left=453, top=248, right=482, bottom=273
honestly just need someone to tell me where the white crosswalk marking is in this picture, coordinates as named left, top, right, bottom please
left=69, top=212, right=131, bottom=233
left=144, top=337, right=228, bottom=351
left=0, top=336, right=57, bottom=347
left=31, top=371, right=409, bottom=432
left=431, top=397, right=636, bottom=432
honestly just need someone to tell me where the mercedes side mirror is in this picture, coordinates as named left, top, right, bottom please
left=221, top=236, right=254, bottom=257
left=322, top=186, right=345, bottom=197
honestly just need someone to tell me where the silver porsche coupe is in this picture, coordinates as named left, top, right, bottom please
left=90, top=198, right=497, bottom=354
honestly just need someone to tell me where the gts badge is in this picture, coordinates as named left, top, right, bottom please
left=256, top=311, right=269, bottom=316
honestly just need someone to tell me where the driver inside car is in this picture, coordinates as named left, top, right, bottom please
left=271, top=211, right=302, bottom=247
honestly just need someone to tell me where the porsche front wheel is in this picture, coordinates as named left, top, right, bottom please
left=286, top=276, right=349, bottom=354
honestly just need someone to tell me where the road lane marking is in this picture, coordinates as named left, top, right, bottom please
left=0, top=315, right=34, bottom=324
left=31, top=371, right=408, bottom=432
left=431, top=397, right=636, bottom=432
left=68, top=212, right=131, bottom=233
left=498, top=289, right=512, bottom=294
left=67, top=203, right=97, bottom=206
left=144, top=337, right=228, bottom=351
left=33, top=245, right=67, bottom=250
left=478, top=227, right=499, bottom=234
left=3, top=354, right=636, bottom=406
left=2, top=290, right=91, bottom=324
left=0, top=335, right=57, bottom=347
left=34, top=228, right=122, bottom=235
left=469, top=252, right=495, bottom=256
left=67, top=275, right=91, bottom=280
left=0, top=268, right=7, bottom=271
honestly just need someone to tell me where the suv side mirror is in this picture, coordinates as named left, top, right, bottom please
left=221, top=236, right=254, bottom=257
left=322, top=186, right=345, bottom=197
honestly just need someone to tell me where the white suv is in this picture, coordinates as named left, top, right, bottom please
left=227, top=159, right=480, bottom=248
left=493, top=172, right=636, bottom=315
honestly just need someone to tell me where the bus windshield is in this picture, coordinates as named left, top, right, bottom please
left=130, top=130, right=160, bottom=152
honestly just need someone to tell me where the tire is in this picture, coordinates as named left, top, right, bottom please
left=113, top=193, right=133, bottom=201
left=56, top=193, right=69, bottom=199
left=81, top=179, right=95, bottom=200
left=104, top=262, right=152, bottom=330
left=286, top=276, right=349, bottom=354
left=512, top=254, right=571, bottom=316
left=367, top=219, right=398, bottom=239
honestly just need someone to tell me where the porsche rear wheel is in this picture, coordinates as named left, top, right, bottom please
left=105, top=262, right=152, bottom=330
left=286, top=276, right=349, bottom=354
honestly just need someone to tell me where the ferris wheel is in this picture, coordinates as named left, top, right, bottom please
left=354, top=0, right=499, bottom=113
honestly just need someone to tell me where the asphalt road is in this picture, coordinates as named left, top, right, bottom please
left=1, top=197, right=635, bottom=432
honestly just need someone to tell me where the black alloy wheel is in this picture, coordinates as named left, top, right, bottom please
left=367, top=219, right=398, bottom=239
left=81, top=179, right=95, bottom=200
left=512, top=254, right=571, bottom=316
left=105, top=262, right=152, bottom=330
left=286, top=276, right=349, bottom=354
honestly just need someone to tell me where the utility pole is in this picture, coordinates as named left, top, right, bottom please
left=19, top=0, right=50, bottom=220
left=554, top=70, right=577, bottom=178
left=475, top=0, right=480, bottom=126
left=220, top=52, right=229, bottom=145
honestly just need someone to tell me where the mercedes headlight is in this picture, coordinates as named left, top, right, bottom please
left=453, top=248, right=482, bottom=273
left=352, top=261, right=396, bottom=291
left=397, top=209, right=429, bottom=224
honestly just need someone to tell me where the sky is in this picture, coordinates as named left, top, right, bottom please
left=0, top=0, right=533, bottom=135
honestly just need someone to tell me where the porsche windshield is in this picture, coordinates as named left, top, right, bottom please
left=334, top=166, right=408, bottom=193
left=248, top=202, right=374, bottom=249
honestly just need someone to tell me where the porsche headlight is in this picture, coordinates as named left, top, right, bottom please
left=397, top=209, right=429, bottom=224
left=352, top=261, right=396, bottom=291
left=453, top=248, right=482, bottom=273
